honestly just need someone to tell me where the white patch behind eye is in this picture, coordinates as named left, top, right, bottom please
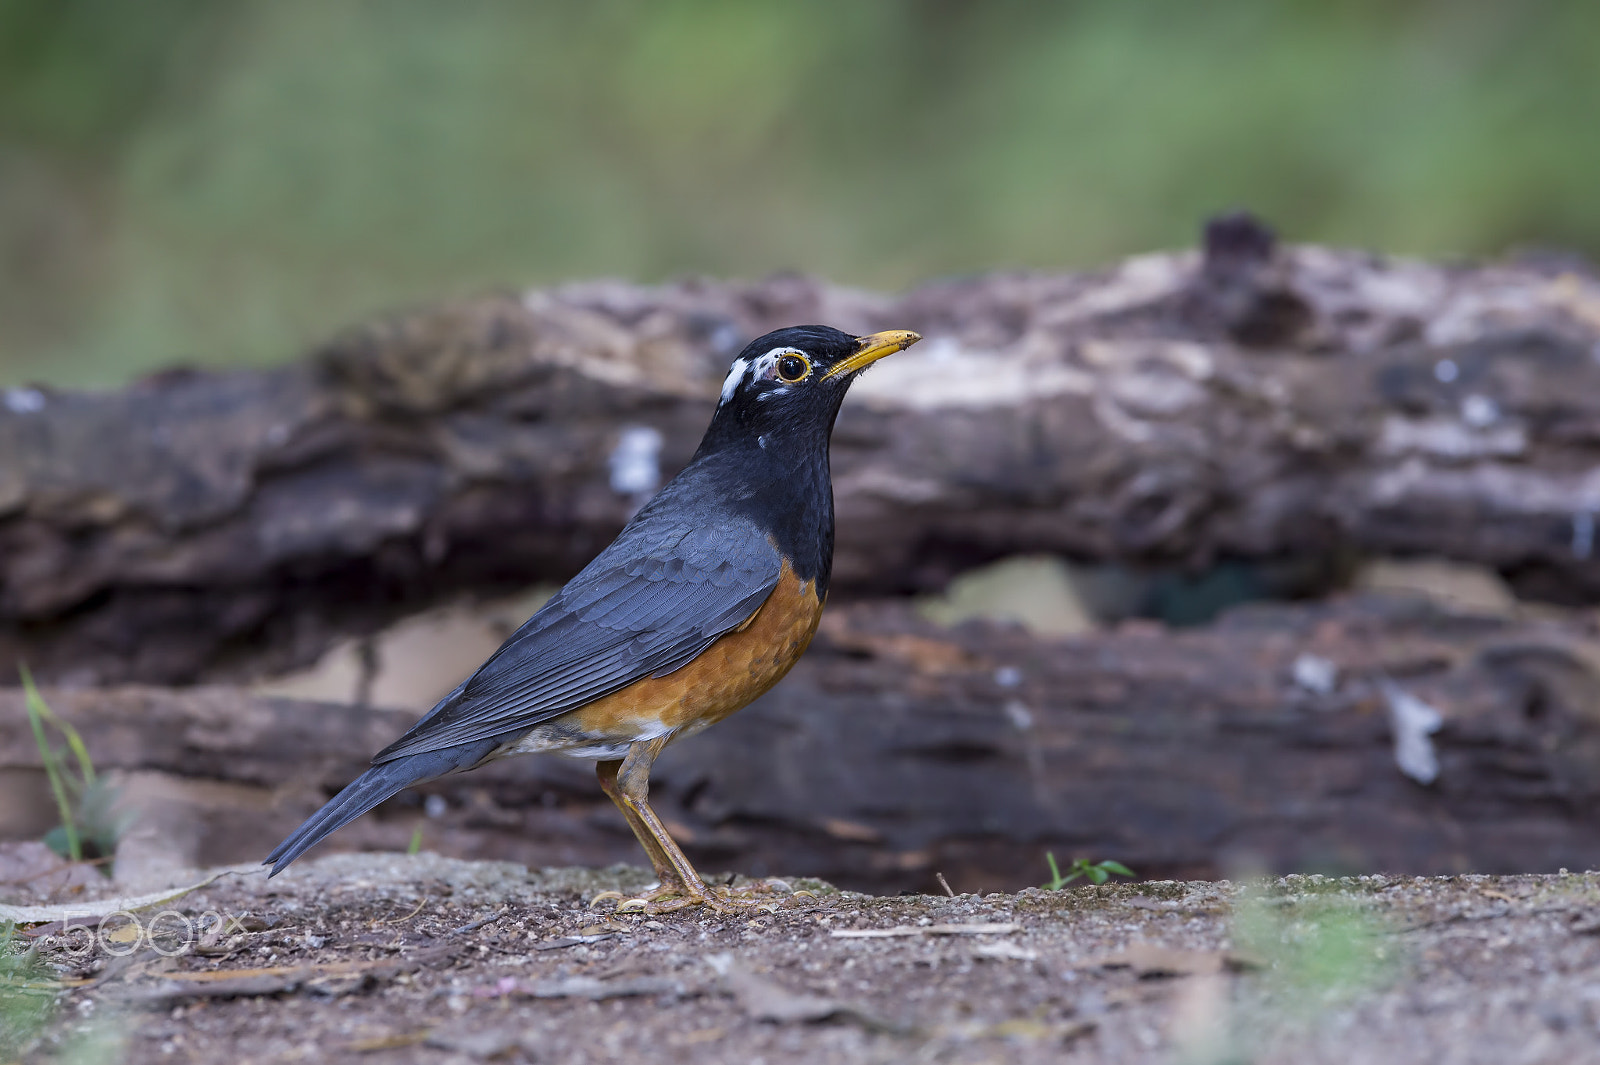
left=719, top=358, right=749, bottom=404
left=722, top=347, right=812, bottom=404
left=759, top=347, right=809, bottom=380
left=751, top=348, right=805, bottom=398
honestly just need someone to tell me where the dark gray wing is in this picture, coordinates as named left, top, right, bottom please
left=371, top=515, right=781, bottom=763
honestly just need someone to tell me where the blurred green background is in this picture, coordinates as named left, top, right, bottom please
left=1, top=0, right=1596, bottom=387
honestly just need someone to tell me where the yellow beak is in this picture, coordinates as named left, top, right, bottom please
left=822, top=329, right=923, bottom=380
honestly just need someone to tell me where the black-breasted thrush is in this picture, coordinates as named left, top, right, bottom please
left=266, top=326, right=921, bottom=909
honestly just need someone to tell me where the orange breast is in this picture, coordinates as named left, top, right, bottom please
left=564, top=560, right=823, bottom=742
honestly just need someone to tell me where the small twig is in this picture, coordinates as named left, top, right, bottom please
left=533, top=932, right=626, bottom=951
left=450, top=909, right=509, bottom=935
left=935, top=872, right=956, bottom=898
left=381, top=896, right=429, bottom=925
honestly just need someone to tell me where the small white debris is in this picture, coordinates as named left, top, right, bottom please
left=1379, top=414, right=1525, bottom=459
left=994, top=665, right=1023, bottom=688
left=973, top=941, right=1038, bottom=962
left=1291, top=654, right=1339, bottom=695
left=1381, top=681, right=1443, bottom=785
left=607, top=426, right=663, bottom=497
left=1004, top=700, right=1034, bottom=731
left=424, top=794, right=449, bottom=818
left=3, top=388, right=45, bottom=414
left=1460, top=394, right=1499, bottom=428
left=1433, top=359, right=1459, bottom=383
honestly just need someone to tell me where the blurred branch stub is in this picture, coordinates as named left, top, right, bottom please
left=4, top=229, right=1600, bottom=683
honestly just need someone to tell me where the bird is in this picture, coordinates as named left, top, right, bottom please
left=264, top=325, right=922, bottom=911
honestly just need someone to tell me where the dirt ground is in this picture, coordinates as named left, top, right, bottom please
left=6, top=853, right=1600, bottom=1065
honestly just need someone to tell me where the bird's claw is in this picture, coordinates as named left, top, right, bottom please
left=591, top=882, right=705, bottom=916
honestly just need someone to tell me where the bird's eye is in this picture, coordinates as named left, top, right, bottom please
left=775, top=354, right=811, bottom=383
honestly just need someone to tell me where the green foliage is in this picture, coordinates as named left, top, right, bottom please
left=1233, top=894, right=1396, bottom=1018
left=5, top=673, right=123, bottom=1054
left=19, top=665, right=125, bottom=867
left=0, top=921, right=55, bottom=1060
left=2, top=1, right=1599, bottom=387
left=1043, top=852, right=1134, bottom=890
left=21, top=664, right=88, bottom=863
left=1171, top=887, right=1399, bottom=1063
left=407, top=824, right=424, bottom=856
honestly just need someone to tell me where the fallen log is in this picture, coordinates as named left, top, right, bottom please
left=6, top=217, right=1600, bottom=683
left=3, top=594, right=1597, bottom=894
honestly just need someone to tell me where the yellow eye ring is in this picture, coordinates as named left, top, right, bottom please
left=775, top=353, right=811, bottom=383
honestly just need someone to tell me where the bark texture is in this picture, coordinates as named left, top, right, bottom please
left=4, top=595, right=1598, bottom=894
left=5, top=220, right=1600, bottom=683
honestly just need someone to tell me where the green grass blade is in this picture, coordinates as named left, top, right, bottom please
left=33, top=694, right=96, bottom=787
left=19, top=665, right=81, bottom=863
left=1043, top=852, right=1065, bottom=890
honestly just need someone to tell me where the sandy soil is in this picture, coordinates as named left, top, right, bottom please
left=6, top=853, right=1600, bottom=1065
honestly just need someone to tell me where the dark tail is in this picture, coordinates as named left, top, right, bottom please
left=263, top=738, right=500, bottom=876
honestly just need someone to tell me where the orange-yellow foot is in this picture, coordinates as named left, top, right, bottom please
left=589, top=881, right=713, bottom=914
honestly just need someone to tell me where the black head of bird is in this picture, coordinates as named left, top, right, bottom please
left=702, top=325, right=920, bottom=446
left=675, top=325, right=923, bottom=589
left=265, top=325, right=921, bottom=912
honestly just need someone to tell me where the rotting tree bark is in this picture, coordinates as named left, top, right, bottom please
left=4, top=594, right=1598, bottom=894
left=6, top=217, right=1600, bottom=683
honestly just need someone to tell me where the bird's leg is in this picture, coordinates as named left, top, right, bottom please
left=606, top=737, right=720, bottom=911
left=594, top=756, right=685, bottom=895
left=594, top=740, right=793, bottom=914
